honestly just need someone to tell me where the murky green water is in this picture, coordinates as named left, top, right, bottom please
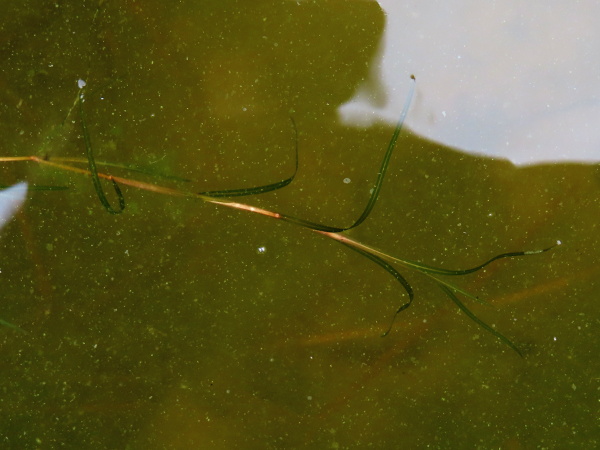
left=0, top=1, right=597, bottom=448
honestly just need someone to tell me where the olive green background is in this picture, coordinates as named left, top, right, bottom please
left=0, top=1, right=597, bottom=448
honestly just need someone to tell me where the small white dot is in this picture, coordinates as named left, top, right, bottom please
left=343, top=177, right=351, bottom=184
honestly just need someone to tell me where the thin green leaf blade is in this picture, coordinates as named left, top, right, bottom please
left=199, top=118, right=299, bottom=198
left=79, top=93, right=125, bottom=215
left=438, top=282, right=523, bottom=357
left=338, top=241, right=414, bottom=337
left=390, top=242, right=559, bottom=276
left=346, top=75, right=416, bottom=231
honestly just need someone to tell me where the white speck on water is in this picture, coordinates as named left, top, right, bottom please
left=257, top=246, right=266, bottom=255
left=77, top=79, right=86, bottom=89
left=343, top=178, right=351, bottom=184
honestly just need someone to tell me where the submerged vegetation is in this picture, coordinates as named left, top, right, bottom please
left=0, top=76, right=557, bottom=355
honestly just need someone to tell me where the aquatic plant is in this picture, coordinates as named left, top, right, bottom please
left=0, top=76, right=557, bottom=355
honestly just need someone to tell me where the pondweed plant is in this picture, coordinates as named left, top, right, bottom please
left=0, top=76, right=558, bottom=355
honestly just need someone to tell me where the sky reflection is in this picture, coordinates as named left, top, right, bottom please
left=339, top=0, right=600, bottom=166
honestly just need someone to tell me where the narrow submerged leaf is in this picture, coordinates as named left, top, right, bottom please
left=79, top=94, right=125, bottom=215
left=0, top=318, right=27, bottom=334
left=51, top=158, right=192, bottom=183
left=338, top=241, right=414, bottom=337
left=277, top=212, right=346, bottom=233
left=438, top=282, right=523, bottom=356
left=389, top=243, right=558, bottom=276
left=199, top=118, right=299, bottom=198
left=431, top=277, right=490, bottom=306
left=345, top=75, right=416, bottom=231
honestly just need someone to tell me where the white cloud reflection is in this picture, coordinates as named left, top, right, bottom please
left=339, top=0, right=600, bottom=166
left=0, top=182, right=28, bottom=231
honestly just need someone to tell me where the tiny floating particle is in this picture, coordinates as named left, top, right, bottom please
left=343, top=177, right=351, bottom=184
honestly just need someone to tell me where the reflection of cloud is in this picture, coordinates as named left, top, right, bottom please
left=0, top=183, right=27, bottom=231
left=339, top=0, right=600, bottom=165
